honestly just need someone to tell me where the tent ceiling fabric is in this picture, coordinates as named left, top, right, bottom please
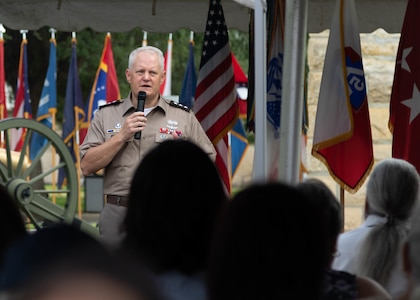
left=307, top=0, right=406, bottom=33
left=0, top=0, right=407, bottom=33
left=0, top=0, right=252, bottom=33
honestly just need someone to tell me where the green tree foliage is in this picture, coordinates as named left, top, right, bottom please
left=3, top=27, right=248, bottom=125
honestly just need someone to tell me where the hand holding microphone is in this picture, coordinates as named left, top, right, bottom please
left=134, top=91, right=146, bottom=140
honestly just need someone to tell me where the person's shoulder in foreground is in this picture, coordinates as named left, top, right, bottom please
left=0, top=223, right=163, bottom=300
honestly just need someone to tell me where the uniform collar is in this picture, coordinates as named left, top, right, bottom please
left=157, top=95, right=171, bottom=113
left=123, top=93, right=170, bottom=116
left=121, top=94, right=136, bottom=116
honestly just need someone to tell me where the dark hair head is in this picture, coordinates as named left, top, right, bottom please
left=207, top=181, right=330, bottom=300
left=0, top=184, right=27, bottom=267
left=0, top=223, right=108, bottom=291
left=0, top=223, right=162, bottom=300
left=123, top=139, right=228, bottom=275
left=297, top=178, right=342, bottom=252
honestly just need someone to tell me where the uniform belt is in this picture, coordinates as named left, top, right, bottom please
left=106, top=195, right=129, bottom=207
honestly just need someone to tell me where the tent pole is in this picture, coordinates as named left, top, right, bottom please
left=252, top=0, right=268, bottom=182
left=278, top=0, right=308, bottom=184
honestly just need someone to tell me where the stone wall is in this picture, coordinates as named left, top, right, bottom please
left=232, top=29, right=401, bottom=229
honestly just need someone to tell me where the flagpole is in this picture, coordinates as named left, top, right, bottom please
left=0, top=24, right=4, bottom=120
left=50, top=27, right=58, bottom=204
left=228, top=132, right=233, bottom=192
left=20, top=29, right=27, bottom=41
left=0, top=24, right=5, bottom=148
left=340, top=186, right=345, bottom=232
left=228, top=137, right=232, bottom=193
left=278, top=0, right=308, bottom=184
left=142, top=31, right=147, bottom=46
left=252, top=0, right=268, bottom=181
left=74, top=106, right=82, bottom=218
left=72, top=31, right=82, bottom=219
left=19, top=29, right=29, bottom=157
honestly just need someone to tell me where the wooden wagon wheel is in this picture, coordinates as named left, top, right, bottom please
left=0, top=118, right=98, bottom=238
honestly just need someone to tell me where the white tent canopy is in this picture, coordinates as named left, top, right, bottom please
left=0, top=0, right=407, bottom=33
left=0, top=0, right=252, bottom=33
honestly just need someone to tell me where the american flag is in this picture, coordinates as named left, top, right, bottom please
left=194, top=0, right=238, bottom=193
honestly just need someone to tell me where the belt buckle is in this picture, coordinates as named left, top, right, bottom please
left=117, top=196, right=121, bottom=206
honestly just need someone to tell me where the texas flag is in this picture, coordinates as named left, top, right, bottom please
left=389, top=0, right=420, bottom=173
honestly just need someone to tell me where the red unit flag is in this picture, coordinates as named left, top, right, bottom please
left=389, top=0, right=420, bottom=174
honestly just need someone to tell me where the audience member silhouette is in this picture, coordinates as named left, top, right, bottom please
left=0, top=223, right=162, bottom=300
left=206, top=181, right=330, bottom=300
left=297, top=178, right=391, bottom=300
left=0, top=184, right=27, bottom=269
left=332, top=158, right=420, bottom=299
left=120, top=139, right=228, bottom=300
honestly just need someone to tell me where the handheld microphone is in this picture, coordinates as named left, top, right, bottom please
left=134, top=91, right=146, bottom=140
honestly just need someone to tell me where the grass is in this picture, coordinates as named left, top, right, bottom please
left=45, top=184, right=86, bottom=211
left=231, top=187, right=242, bottom=197
left=23, top=185, right=97, bottom=231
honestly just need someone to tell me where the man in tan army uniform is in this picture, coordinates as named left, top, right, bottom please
left=80, top=46, right=216, bottom=249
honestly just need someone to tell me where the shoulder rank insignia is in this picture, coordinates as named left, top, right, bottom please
left=169, top=100, right=190, bottom=112
left=99, top=99, right=122, bottom=109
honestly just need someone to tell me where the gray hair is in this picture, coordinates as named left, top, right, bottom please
left=127, top=46, right=164, bottom=72
left=408, top=206, right=420, bottom=286
left=357, top=158, right=420, bottom=286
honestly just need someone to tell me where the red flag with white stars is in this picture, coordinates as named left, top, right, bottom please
left=389, top=0, right=420, bottom=173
